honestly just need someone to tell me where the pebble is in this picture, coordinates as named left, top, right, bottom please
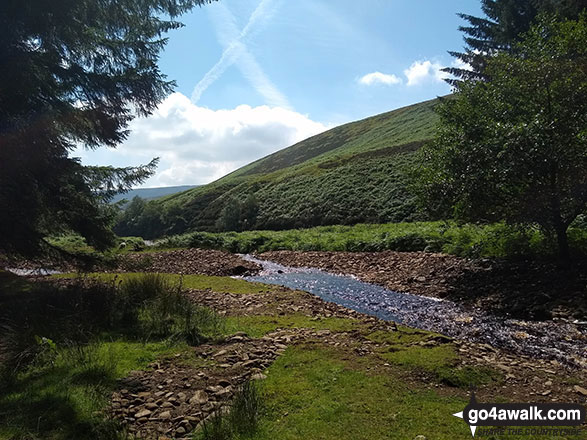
left=574, top=385, right=587, bottom=396
left=135, top=409, right=152, bottom=419
left=159, top=411, right=171, bottom=420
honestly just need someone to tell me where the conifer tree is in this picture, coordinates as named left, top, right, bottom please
left=445, top=0, right=585, bottom=84
left=0, top=0, right=213, bottom=255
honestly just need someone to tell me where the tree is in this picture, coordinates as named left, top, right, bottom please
left=418, top=15, right=587, bottom=264
left=215, top=194, right=260, bottom=232
left=445, top=0, right=585, bottom=84
left=0, top=0, right=213, bottom=255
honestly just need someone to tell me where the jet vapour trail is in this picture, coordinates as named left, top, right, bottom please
left=191, top=0, right=290, bottom=108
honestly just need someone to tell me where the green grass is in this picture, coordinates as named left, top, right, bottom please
left=54, top=272, right=274, bottom=294
left=0, top=273, right=226, bottom=439
left=224, top=314, right=362, bottom=338
left=251, top=346, right=466, bottom=440
left=156, top=220, right=587, bottom=258
left=367, top=327, right=501, bottom=389
left=250, top=346, right=582, bottom=440
left=0, top=340, right=181, bottom=440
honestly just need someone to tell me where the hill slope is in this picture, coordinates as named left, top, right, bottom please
left=118, top=97, right=441, bottom=238
left=111, top=185, right=198, bottom=204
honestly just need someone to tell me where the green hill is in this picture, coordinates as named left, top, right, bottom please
left=110, top=185, right=198, bottom=204
left=116, top=97, right=441, bottom=239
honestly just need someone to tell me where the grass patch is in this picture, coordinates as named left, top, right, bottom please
left=251, top=345, right=580, bottom=440
left=55, top=272, right=274, bottom=294
left=224, top=315, right=361, bottom=338
left=382, top=345, right=457, bottom=371
left=367, top=327, right=501, bottom=389
left=253, top=345, right=468, bottom=440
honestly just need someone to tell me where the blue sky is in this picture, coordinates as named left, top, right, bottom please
left=75, top=0, right=483, bottom=187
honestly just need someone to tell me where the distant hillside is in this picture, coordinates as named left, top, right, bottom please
left=111, top=185, right=198, bottom=204
left=115, top=97, right=441, bottom=238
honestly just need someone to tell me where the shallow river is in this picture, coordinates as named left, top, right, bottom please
left=242, top=255, right=586, bottom=369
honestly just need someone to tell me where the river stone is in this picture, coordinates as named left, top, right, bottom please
left=251, top=373, right=267, bottom=381
left=159, top=411, right=172, bottom=420
left=135, top=409, right=152, bottom=419
left=190, top=390, right=209, bottom=405
left=574, top=385, right=587, bottom=396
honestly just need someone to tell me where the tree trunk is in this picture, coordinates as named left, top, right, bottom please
left=554, top=223, right=571, bottom=268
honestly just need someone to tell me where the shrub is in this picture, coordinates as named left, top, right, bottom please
left=201, top=409, right=232, bottom=440
left=385, top=233, right=429, bottom=252
left=199, top=381, right=263, bottom=440
left=138, top=284, right=224, bottom=345
left=228, top=380, right=263, bottom=435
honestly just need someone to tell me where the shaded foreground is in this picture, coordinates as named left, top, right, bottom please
left=1, top=250, right=586, bottom=440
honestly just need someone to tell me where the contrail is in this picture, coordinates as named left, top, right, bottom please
left=191, top=0, right=290, bottom=108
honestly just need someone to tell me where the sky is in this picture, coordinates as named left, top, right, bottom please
left=74, top=0, right=483, bottom=188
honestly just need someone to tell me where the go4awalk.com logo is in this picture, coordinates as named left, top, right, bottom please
left=452, top=391, right=585, bottom=437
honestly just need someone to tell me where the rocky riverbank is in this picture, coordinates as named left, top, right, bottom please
left=118, top=249, right=261, bottom=277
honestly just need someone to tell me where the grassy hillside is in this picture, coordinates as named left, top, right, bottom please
left=119, top=98, right=441, bottom=238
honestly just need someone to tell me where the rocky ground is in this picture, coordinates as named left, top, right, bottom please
left=0, top=249, right=261, bottom=277
left=259, top=250, right=587, bottom=321
left=118, top=249, right=261, bottom=276
left=110, top=284, right=587, bottom=439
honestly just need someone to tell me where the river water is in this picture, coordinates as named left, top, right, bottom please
left=242, top=255, right=586, bottom=369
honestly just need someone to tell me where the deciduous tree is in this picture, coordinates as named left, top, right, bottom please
left=418, top=15, right=587, bottom=264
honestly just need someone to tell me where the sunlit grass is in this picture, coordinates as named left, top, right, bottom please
left=54, top=272, right=274, bottom=294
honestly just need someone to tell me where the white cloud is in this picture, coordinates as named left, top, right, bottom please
left=358, top=71, right=402, bottom=86
left=403, top=60, right=448, bottom=86
left=111, top=93, right=327, bottom=186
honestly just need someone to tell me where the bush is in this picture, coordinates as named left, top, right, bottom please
left=385, top=233, right=429, bottom=252
left=0, top=274, right=223, bottom=379
left=112, top=273, right=225, bottom=343
left=157, top=220, right=587, bottom=260
left=0, top=322, right=54, bottom=383
left=138, top=285, right=224, bottom=345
